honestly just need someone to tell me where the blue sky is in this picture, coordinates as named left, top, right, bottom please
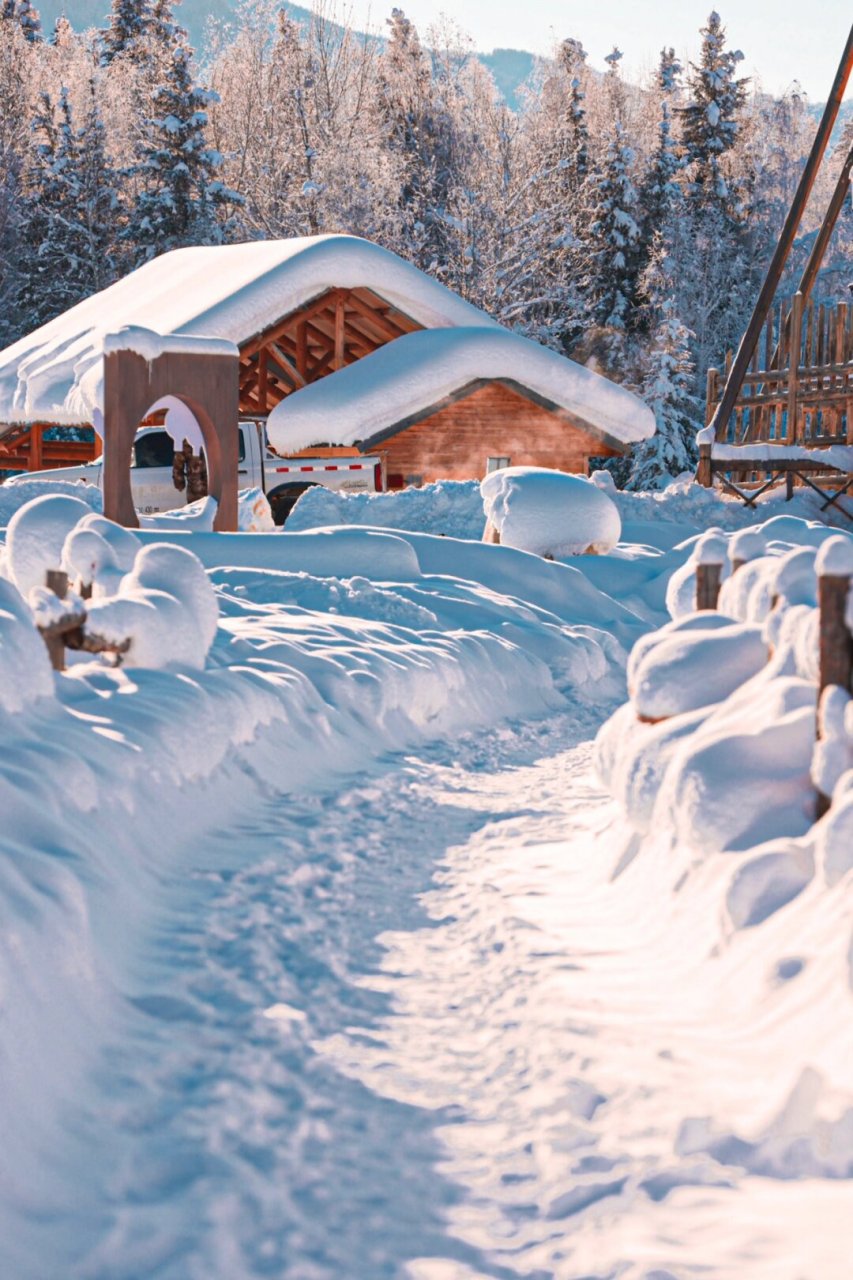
left=346, top=1, right=851, bottom=100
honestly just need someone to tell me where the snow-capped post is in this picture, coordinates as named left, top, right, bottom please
left=37, top=569, right=85, bottom=671
left=694, top=533, right=727, bottom=610
left=814, top=536, right=853, bottom=815
left=696, top=422, right=714, bottom=488
left=729, top=528, right=766, bottom=575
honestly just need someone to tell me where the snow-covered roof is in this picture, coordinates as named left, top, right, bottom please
left=267, top=327, right=656, bottom=454
left=0, top=236, right=498, bottom=428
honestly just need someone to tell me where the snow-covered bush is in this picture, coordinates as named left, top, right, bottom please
left=480, top=467, right=621, bottom=558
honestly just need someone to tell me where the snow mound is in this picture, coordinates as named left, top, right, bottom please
left=630, top=616, right=766, bottom=721
left=0, top=477, right=102, bottom=529
left=481, top=467, right=621, bottom=558
left=86, top=542, right=219, bottom=670
left=4, top=493, right=97, bottom=595
left=0, top=578, right=53, bottom=712
left=287, top=479, right=484, bottom=540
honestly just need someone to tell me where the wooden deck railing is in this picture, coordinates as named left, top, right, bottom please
left=705, top=294, right=853, bottom=447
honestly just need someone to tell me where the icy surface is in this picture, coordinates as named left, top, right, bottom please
left=481, top=466, right=622, bottom=556
left=0, top=235, right=497, bottom=426
left=267, top=326, right=656, bottom=451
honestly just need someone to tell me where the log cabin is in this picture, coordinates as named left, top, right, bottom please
left=265, top=326, right=655, bottom=487
left=0, top=234, right=496, bottom=472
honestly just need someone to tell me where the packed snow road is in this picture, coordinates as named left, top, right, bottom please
left=17, top=704, right=848, bottom=1280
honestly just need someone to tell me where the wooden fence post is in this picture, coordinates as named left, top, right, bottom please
left=43, top=570, right=69, bottom=671
left=786, top=291, right=803, bottom=444
left=694, top=535, right=727, bottom=611
left=697, top=441, right=713, bottom=488
left=815, top=536, right=853, bottom=816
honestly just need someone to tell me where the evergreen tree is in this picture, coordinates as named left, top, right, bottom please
left=101, top=0, right=152, bottom=65
left=0, top=14, right=26, bottom=344
left=2, top=0, right=41, bottom=41
left=17, top=86, right=123, bottom=327
left=587, top=50, right=641, bottom=369
left=128, top=39, right=239, bottom=260
left=627, top=233, right=700, bottom=489
left=558, top=37, right=590, bottom=186
left=380, top=8, right=460, bottom=275
left=640, top=49, right=683, bottom=256
left=681, top=11, right=747, bottom=205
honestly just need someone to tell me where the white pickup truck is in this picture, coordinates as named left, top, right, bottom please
left=18, top=420, right=384, bottom=525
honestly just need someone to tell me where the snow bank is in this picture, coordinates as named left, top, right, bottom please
left=267, top=326, right=655, bottom=452
left=598, top=514, right=853, bottom=858
left=481, top=466, right=622, bottom=557
left=0, top=577, right=53, bottom=712
left=0, top=477, right=102, bottom=529
left=287, top=478, right=484, bottom=539
left=0, top=235, right=497, bottom=427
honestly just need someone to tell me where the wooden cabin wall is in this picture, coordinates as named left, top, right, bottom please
left=379, top=382, right=621, bottom=487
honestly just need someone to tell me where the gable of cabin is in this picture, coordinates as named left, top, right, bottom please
left=236, top=286, right=424, bottom=417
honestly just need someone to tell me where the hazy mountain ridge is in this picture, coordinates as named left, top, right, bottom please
left=38, top=1, right=538, bottom=106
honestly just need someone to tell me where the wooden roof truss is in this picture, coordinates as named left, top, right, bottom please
left=237, top=286, right=422, bottom=417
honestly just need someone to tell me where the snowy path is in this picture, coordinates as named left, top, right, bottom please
left=22, top=706, right=852, bottom=1280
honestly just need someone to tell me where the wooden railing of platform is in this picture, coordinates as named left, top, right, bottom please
left=701, top=294, right=853, bottom=519
left=705, top=295, right=853, bottom=448
left=0, top=424, right=100, bottom=474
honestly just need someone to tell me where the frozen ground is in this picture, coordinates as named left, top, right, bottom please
left=1, top=479, right=852, bottom=1278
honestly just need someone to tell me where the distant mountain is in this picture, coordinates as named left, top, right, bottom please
left=36, top=2, right=538, bottom=107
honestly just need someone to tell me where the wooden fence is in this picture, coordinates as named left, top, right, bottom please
left=705, top=294, right=853, bottom=449
left=695, top=543, right=852, bottom=817
left=701, top=294, right=853, bottom=517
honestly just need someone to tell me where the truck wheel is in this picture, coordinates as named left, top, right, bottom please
left=267, top=481, right=321, bottom=526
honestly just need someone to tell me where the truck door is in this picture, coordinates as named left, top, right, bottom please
left=130, top=429, right=182, bottom=513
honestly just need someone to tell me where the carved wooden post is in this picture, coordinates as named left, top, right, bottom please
left=815, top=536, right=853, bottom=816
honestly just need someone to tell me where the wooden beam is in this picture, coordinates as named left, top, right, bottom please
left=334, top=294, right=346, bottom=371
left=266, top=341, right=307, bottom=389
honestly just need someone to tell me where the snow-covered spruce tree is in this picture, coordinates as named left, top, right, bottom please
left=2, top=0, right=41, bottom=42
left=681, top=10, right=747, bottom=203
left=0, top=14, right=28, bottom=343
left=586, top=50, right=642, bottom=373
left=101, top=0, right=152, bottom=65
left=16, top=86, right=123, bottom=327
left=637, top=47, right=683, bottom=297
left=379, top=7, right=461, bottom=277
left=626, top=233, right=700, bottom=490
left=15, top=89, right=63, bottom=327
left=525, top=35, right=597, bottom=350
left=127, top=39, right=240, bottom=262
left=676, top=11, right=751, bottom=380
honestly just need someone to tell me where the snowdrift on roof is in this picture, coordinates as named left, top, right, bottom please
left=266, top=326, right=656, bottom=453
left=0, top=235, right=498, bottom=428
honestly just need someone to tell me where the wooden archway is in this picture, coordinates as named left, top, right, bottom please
left=102, top=336, right=239, bottom=531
